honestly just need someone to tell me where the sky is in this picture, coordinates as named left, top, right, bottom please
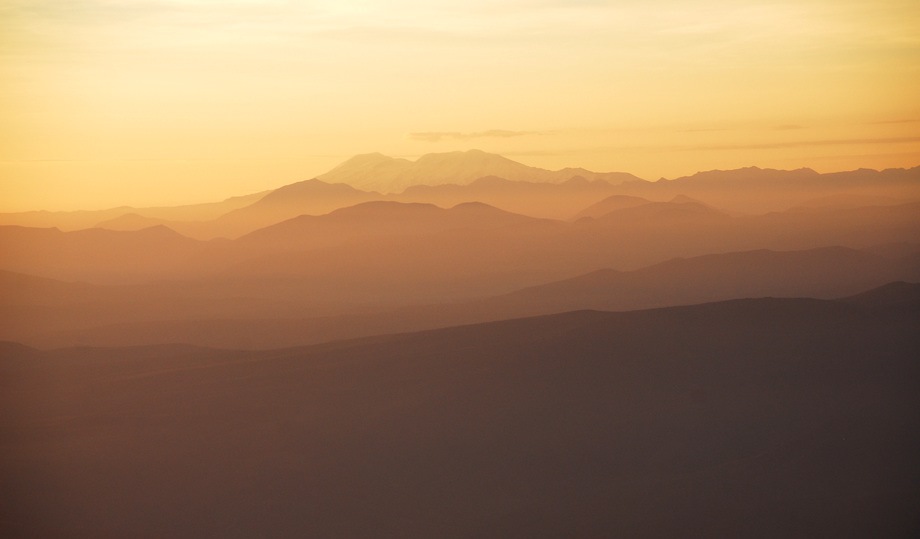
left=1, top=0, right=919, bottom=211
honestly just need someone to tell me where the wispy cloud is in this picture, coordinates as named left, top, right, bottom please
left=679, top=127, right=731, bottom=133
left=865, top=118, right=920, bottom=125
left=502, top=135, right=920, bottom=157
left=689, top=136, right=920, bottom=152
left=408, top=129, right=538, bottom=142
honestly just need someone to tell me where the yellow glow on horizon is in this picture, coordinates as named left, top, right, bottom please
left=1, top=0, right=918, bottom=211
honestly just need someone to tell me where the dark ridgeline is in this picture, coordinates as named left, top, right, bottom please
left=2, top=293, right=918, bottom=537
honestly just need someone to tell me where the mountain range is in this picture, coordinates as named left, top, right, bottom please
left=2, top=149, right=919, bottom=538
left=4, top=244, right=918, bottom=349
left=317, top=149, right=642, bottom=192
left=2, top=151, right=917, bottom=241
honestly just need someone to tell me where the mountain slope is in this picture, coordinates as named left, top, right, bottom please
left=237, top=200, right=551, bottom=248
left=16, top=246, right=920, bottom=350
left=94, top=180, right=385, bottom=240
left=209, top=179, right=382, bottom=237
left=95, top=212, right=174, bottom=231
left=841, top=281, right=920, bottom=308
left=0, top=225, right=205, bottom=283
left=476, top=246, right=919, bottom=316
left=3, top=297, right=918, bottom=537
left=570, top=194, right=653, bottom=220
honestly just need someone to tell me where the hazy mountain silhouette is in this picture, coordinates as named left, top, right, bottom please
left=0, top=190, right=269, bottom=231
left=3, top=160, right=916, bottom=236
left=3, top=196, right=918, bottom=292
left=317, top=152, right=415, bottom=188
left=1, top=156, right=917, bottom=350
left=93, top=180, right=385, bottom=240
left=235, top=200, right=553, bottom=252
left=226, top=198, right=919, bottom=295
left=612, top=165, right=920, bottom=213
left=320, top=149, right=642, bottom=192
left=767, top=201, right=920, bottom=251
left=395, top=175, right=636, bottom=219
left=208, top=201, right=571, bottom=307
left=788, top=193, right=905, bottom=211
left=78, top=164, right=918, bottom=237
left=0, top=269, right=101, bottom=305
left=207, top=179, right=383, bottom=238
left=4, top=149, right=919, bottom=537
left=3, top=296, right=917, bottom=537
left=2, top=200, right=570, bottom=299
left=472, top=246, right=920, bottom=316
left=10, top=246, right=919, bottom=350
left=0, top=270, right=133, bottom=346
left=0, top=268, right=337, bottom=348
left=95, top=212, right=174, bottom=231
left=571, top=194, right=654, bottom=220
left=0, top=225, right=204, bottom=283
left=591, top=196, right=728, bottom=223
left=559, top=199, right=920, bottom=270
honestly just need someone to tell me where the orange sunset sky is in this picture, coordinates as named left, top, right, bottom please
left=1, top=0, right=919, bottom=212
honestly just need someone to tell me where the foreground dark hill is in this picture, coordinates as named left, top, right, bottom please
left=842, top=280, right=920, bottom=308
left=2, top=296, right=918, bottom=537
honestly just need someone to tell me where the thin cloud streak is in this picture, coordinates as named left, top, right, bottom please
left=408, top=130, right=539, bottom=142
left=503, top=135, right=920, bottom=157
left=865, top=118, right=920, bottom=125
left=689, top=136, right=920, bottom=152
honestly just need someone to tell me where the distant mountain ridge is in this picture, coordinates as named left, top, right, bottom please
left=616, top=165, right=920, bottom=214
left=319, top=149, right=642, bottom=192
left=5, top=243, right=919, bottom=349
left=476, top=245, right=919, bottom=316
left=1, top=155, right=917, bottom=237
left=0, top=190, right=269, bottom=231
left=234, top=200, right=551, bottom=253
